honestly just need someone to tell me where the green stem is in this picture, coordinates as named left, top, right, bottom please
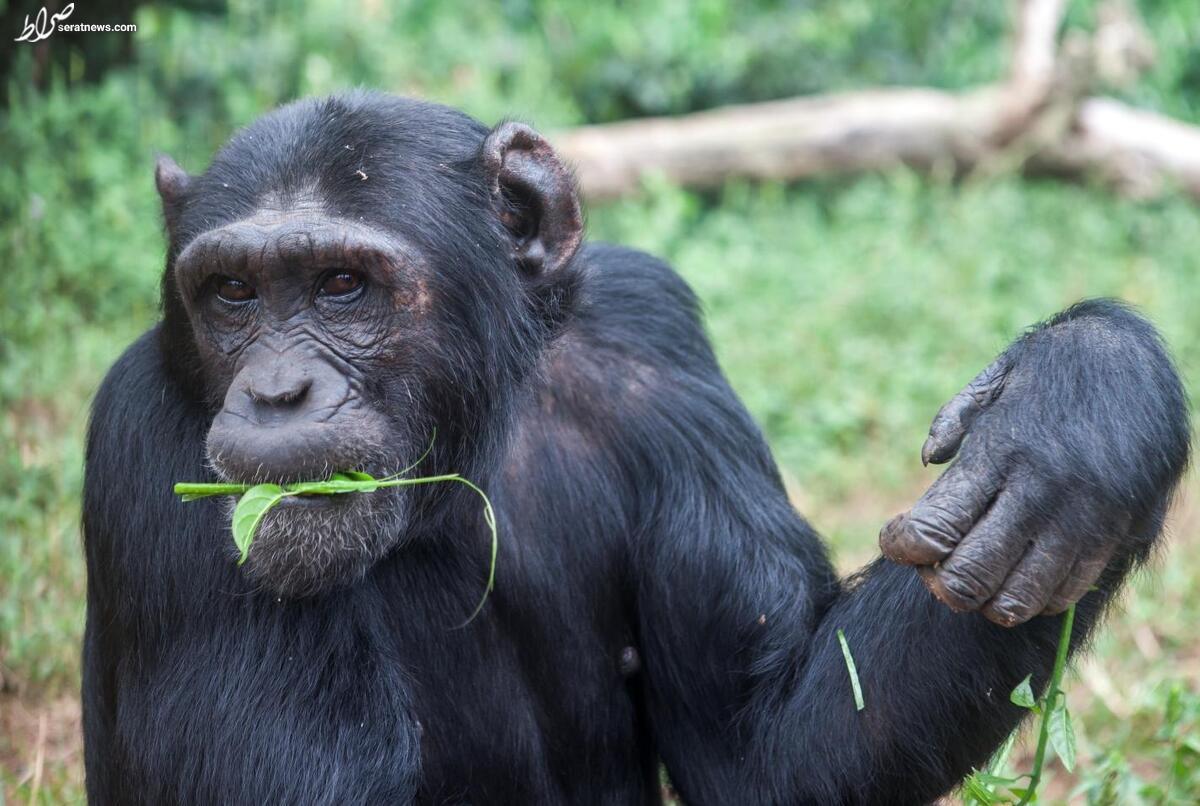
left=175, top=468, right=500, bottom=627
left=376, top=474, right=466, bottom=488
left=376, top=474, right=499, bottom=627
left=1016, top=603, right=1076, bottom=806
left=173, top=482, right=250, bottom=496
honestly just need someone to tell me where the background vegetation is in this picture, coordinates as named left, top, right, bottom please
left=2, top=1, right=1197, bottom=802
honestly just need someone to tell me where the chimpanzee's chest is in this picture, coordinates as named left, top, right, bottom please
left=391, top=581, right=659, bottom=804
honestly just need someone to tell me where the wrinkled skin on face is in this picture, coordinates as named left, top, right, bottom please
left=168, top=209, right=433, bottom=596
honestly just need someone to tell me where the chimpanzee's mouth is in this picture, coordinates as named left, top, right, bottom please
left=275, top=491, right=355, bottom=508
left=232, top=478, right=410, bottom=599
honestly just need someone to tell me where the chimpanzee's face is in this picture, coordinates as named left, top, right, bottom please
left=172, top=200, right=436, bottom=597
left=156, top=94, right=583, bottom=598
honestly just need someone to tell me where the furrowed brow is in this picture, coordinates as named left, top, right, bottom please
left=174, top=214, right=411, bottom=283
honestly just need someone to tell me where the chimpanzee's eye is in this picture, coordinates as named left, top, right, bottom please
left=216, top=277, right=256, bottom=303
left=320, top=271, right=364, bottom=298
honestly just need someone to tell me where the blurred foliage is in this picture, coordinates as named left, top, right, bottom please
left=2, top=0, right=1195, bottom=395
left=1, top=1, right=1198, bottom=803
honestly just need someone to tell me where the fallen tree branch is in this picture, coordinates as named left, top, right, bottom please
left=550, top=0, right=1200, bottom=202
left=1008, top=0, right=1067, bottom=88
left=1034, top=97, right=1200, bottom=198
left=553, top=87, right=1013, bottom=198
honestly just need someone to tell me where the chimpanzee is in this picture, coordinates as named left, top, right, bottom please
left=82, top=91, right=1190, bottom=805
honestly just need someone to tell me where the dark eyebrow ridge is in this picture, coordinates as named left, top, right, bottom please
left=173, top=216, right=409, bottom=280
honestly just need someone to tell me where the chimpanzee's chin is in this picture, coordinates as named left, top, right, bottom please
left=234, top=490, right=408, bottom=598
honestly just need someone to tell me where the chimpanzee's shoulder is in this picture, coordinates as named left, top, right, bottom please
left=90, top=328, right=170, bottom=443
left=569, top=241, right=717, bottom=374
left=575, top=242, right=701, bottom=316
left=88, top=326, right=210, bottom=493
left=85, top=326, right=219, bottom=602
left=89, top=327, right=204, bottom=442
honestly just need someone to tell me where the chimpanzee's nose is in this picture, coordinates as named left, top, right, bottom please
left=247, top=371, right=312, bottom=410
left=209, top=346, right=363, bottom=482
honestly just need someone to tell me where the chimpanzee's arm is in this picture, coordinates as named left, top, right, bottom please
left=633, top=299, right=1188, bottom=804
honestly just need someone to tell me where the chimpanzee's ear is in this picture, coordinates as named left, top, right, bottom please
left=481, top=122, right=583, bottom=277
left=155, top=154, right=191, bottom=236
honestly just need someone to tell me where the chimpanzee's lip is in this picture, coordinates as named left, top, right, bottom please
left=274, top=492, right=353, bottom=508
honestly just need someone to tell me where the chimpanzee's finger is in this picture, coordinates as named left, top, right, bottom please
left=880, top=452, right=1004, bottom=566
left=917, top=490, right=1029, bottom=612
left=982, top=538, right=1077, bottom=627
left=921, top=355, right=1012, bottom=466
left=1042, top=541, right=1118, bottom=615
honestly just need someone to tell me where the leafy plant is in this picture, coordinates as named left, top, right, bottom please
left=962, top=603, right=1078, bottom=805
left=173, top=469, right=498, bottom=623
left=1073, top=684, right=1200, bottom=804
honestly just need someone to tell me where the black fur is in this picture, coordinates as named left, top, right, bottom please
left=83, top=92, right=1190, bottom=804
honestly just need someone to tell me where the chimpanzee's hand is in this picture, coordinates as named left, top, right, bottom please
left=879, top=301, right=1189, bottom=627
